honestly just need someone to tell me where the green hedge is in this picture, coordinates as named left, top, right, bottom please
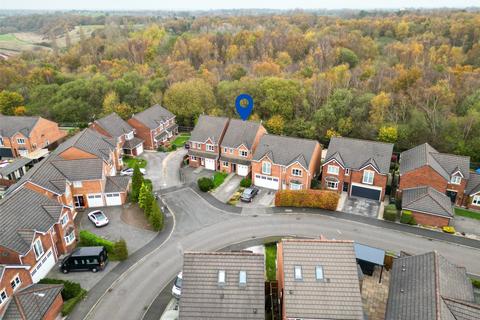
left=39, top=278, right=87, bottom=316
left=61, top=289, right=87, bottom=316
left=78, top=230, right=114, bottom=252
left=240, top=177, right=252, bottom=188
left=472, top=278, right=480, bottom=289
left=400, top=210, right=417, bottom=225
left=198, top=177, right=214, bottom=192
left=384, top=204, right=398, bottom=222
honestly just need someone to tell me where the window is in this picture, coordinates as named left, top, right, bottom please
left=0, top=136, right=3, bottom=146
left=450, top=175, right=462, bottom=185
left=239, top=271, right=247, bottom=286
left=240, top=150, right=248, bottom=157
left=292, top=168, right=302, bottom=177
left=362, top=170, right=375, bottom=184
left=17, top=138, right=25, bottom=144
left=345, top=168, right=350, bottom=175
left=61, top=214, right=69, bottom=226
left=125, top=132, right=134, bottom=140
left=224, top=147, right=228, bottom=153
left=229, top=148, right=234, bottom=153
left=327, top=181, right=338, bottom=190
left=218, top=270, right=226, bottom=285
left=294, top=266, right=303, bottom=280
left=262, top=161, right=271, bottom=175
left=290, top=183, right=302, bottom=190
left=73, top=181, right=82, bottom=188
left=32, top=143, right=37, bottom=150
left=65, top=231, right=75, bottom=245
left=472, top=195, right=480, bottom=206
left=0, top=290, right=7, bottom=305
left=327, top=165, right=339, bottom=175
left=191, top=156, right=197, bottom=161
left=315, top=266, right=324, bottom=280
left=206, top=144, right=214, bottom=152
left=223, top=161, right=229, bottom=167
left=10, top=275, right=21, bottom=291
left=33, top=239, right=44, bottom=260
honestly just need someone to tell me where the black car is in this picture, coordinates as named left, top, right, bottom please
left=60, top=246, right=108, bottom=273
left=184, top=142, right=190, bottom=149
left=240, top=187, right=259, bottom=202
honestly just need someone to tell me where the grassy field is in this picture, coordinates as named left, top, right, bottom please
left=171, top=133, right=191, bottom=148
left=455, top=207, right=480, bottom=220
left=265, top=243, right=277, bottom=281
left=123, top=156, right=147, bottom=169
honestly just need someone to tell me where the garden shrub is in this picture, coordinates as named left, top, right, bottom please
left=400, top=210, right=416, bottom=225
left=78, top=230, right=114, bottom=253
left=39, top=278, right=86, bottom=316
left=198, top=177, right=214, bottom=192
left=275, top=190, right=339, bottom=210
left=383, top=210, right=397, bottom=222
left=310, top=179, right=321, bottom=189
left=113, top=238, right=129, bottom=260
left=472, top=278, right=480, bottom=289
left=61, top=290, right=87, bottom=316
left=149, top=197, right=164, bottom=231
left=240, top=177, right=252, bottom=188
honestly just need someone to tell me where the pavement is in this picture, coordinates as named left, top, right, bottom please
left=453, top=215, right=480, bottom=237
left=236, top=187, right=276, bottom=208
left=211, top=173, right=242, bottom=203
left=142, top=149, right=187, bottom=190
left=342, top=197, right=380, bottom=218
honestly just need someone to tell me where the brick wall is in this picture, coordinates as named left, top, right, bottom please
left=43, top=292, right=64, bottom=320
left=321, top=160, right=346, bottom=192
left=0, top=267, right=33, bottom=309
left=398, top=166, right=447, bottom=193
left=20, top=232, right=57, bottom=268
left=128, top=118, right=154, bottom=149
left=410, top=210, right=451, bottom=227
left=251, top=157, right=283, bottom=189
left=0, top=246, right=22, bottom=264
left=350, top=166, right=388, bottom=201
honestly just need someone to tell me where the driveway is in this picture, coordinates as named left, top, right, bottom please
left=142, top=149, right=187, bottom=190
left=453, top=216, right=480, bottom=237
left=342, top=197, right=380, bottom=218
left=211, top=174, right=242, bottom=203
left=237, top=187, right=276, bottom=208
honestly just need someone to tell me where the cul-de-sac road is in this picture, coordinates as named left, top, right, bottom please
left=72, top=183, right=480, bottom=320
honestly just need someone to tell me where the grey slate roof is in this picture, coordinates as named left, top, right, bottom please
left=443, top=298, right=480, bottom=320
left=400, top=143, right=470, bottom=180
left=219, top=155, right=251, bottom=166
left=385, top=251, right=478, bottom=320
left=220, top=119, right=261, bottom=149
left=252, top=135, right=319, bottom=169
left=93, top=112, right=134, bottom=139
left=2, top=284, right=63, bottom=320
left=402, top=186, right=454, bottom=218
left=280, top=239, right=364, bottom=319
left=51, top=158, right=104, bottom=181
left=0, top=157, right=32, bottom=177
left=188, top=149, right=218, bottom=160
left=466, top=172, right=480, bottom=196
left=0, top=187, right=63, bottom=254
left=189, top=115, right=229, bottom=144
left=123, top=137, right=144, bottom=150
left=179, top=252, right=265, bottom=320
left=0, top=115, right=40, bottom=138
left=325, top=137, right=393, bottom=174
left=132, top=104, right=175, bottom=129
left=105, top=175, right=130, bottom=193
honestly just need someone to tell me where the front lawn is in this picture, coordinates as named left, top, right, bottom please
left=455, top=207, right=480, bottom=221
left=171, top=133, right=190, bottom=148
left=123, top=156, right=147, bottom=169
left=265, top=243, right=277, bottom=281
left=212, top=172, right=228, bottom=188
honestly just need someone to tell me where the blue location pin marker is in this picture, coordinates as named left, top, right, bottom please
left=235, top=94, right=254, bottom=121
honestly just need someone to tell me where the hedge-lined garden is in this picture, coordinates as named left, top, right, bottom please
left=39, top=278, right=87, bottom=316
left=275, top=190, right=339, bottom=210
left=78, top=230, right=128, bottom=261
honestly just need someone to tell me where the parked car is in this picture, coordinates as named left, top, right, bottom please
left=60, top=246, right=108, bottom=273
left=184, top=142, right=190, bottom=149
left=240, top=187, right=259, bottom=202
left=87, top=210, right=109, bottom=227
left=172, top=271, right=183, bottom=298
left=120, top=167, right=146, bottom=176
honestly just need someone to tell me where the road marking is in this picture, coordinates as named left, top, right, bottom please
left=337, top=229, right=342, bottom=235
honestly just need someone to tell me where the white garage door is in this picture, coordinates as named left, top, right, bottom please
left=105, top=193, right=122, bottom=206
left=205, top=158, right=216, bottom=170
left=254, top=174, right=280, bottom=190
left=30, top=249, right=55, bottom=283
left=87, top=194, right=104, bottom=207
left=237, top=165, right=249, bottom=177
left=136, top=144, right=144, bottom=155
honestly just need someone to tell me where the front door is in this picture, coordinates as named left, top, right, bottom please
left=446, top=190, right=457, bottom=203
left=343, top=182, right=349, bottom=192
left=232, top=163, right=237, bottom=172
left=74, top=195, right=85, bottom=208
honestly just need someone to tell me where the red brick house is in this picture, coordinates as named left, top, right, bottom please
left=321, top=137, right=394, bottom=201
left=0, top=264, right=32, bottom=315
left=90, top=112, right=144, bottom=157
left=188, top=116, right=230, bottom=171
left=128, top=105, right=178, bottom=150
left=251, top=135, right=322, bottom=191
left=465, top=173, right=480, bottom=211
left=0, top=115, right=66, bottom=159
left=398, top=143, right=470, bottom=206
left=218, top=119, right=267, bottom=176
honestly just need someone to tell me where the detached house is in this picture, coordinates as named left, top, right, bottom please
left=179, top=251, right=265, bottom=320
left=90, top=113, right=144, bottom=156
left=385, top=251, right=480, bottom=319
left=466, top=172, right=480, bottom=211
left=0, top=264, right=32, bottom=315
left=188, top=116, right=229, bottom=171
left=277, top=239, right=364, bottom=320
left=0, top=115, right=66, bottom=159
left=219, top=119, right=266, bottom=176
left=128, top=105, right=178, bottom=150
left=399, top=143, right=470, bottom=206
left=322, top=137, right=393, bottom=201
left=251, top=135, right=322, bottom=191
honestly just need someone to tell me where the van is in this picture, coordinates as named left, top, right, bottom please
left=60, top=246, right=108, bottom=273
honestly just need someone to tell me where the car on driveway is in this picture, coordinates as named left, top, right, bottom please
left=60, top=246, right=108, bottom=274
left=120, top=167, right=146, bottom=176
left=172, top=271, right=182, bottom=298
left=88, top=210, right=109, bottom=227
left=240, top=187, right=259, bottom=202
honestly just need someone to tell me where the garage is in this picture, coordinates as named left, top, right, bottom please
left=30, top=249, right=56, bottom=283
left=87, top=194, right=104, bottom=207
left=237, top=165, right=249, bottom=176
left=254, top=174, right=279, bottom=190
left=135, top=144, right=144, bottom=155
left=351, top=184, right=381, bottom=201
left=105, top=193, right=122, bottom=206
left=205, top=158, right=216, bottom=170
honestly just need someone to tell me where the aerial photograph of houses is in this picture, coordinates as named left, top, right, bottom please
left=1, top=0, right=480, bottom=319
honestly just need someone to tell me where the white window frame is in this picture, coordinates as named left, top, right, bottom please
left=294, top=266, right=303, bottom=280
left=33, top=238, right=44, bottom=261
left=125, top=132, right=134, bottom=141
left=229, top=148, right=234, bottom=153
left=17, top=138, right=26, bottom=145
left=327, top=181, right=338, bottom=190
left=73, top=181, right=83, bottom=188
left=191, top=156, right=197, bottom=161
left=0, top=136, right=3, bottom=146
left=61, top=214, right=69, bottom=226
left=65, top=231, right=76, bottom=245
left=450, top=175, right=462, bottom=185
left=362, top=170, right=375, bottom=185
left=206, top=144, right=215, bottom=152
left=472, top=195, right=480, bottom=206
left=292, top=168, right=302, bottom=177
left=315, top=266, right=324, bottom=280
left=0, top=290, right=7, bottom=305
left=223, top=147, right=228, bottom=153
left=290, top=183, right=302, bottom=190
left=240, top=150, right=248, bottom=157
left=345, top=168, right=350, bottom=175
left=239, top=271, right=247, bottom=286
left=327, top=165, right=339, bottom=175
left=223, top=161, right=229, bottom=167
left=262, top=161, right=271, bottom=175
left=218, top=270, right=226, bottom=285
left=10, top=274, right=21, bottom=291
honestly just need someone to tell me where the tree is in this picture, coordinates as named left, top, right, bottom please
left=130, top=164, right=143, bottom=202
left=265, top=115, right=285, bottom=135
left=369, top=92, right=391, bottom=126
left=149, top=198, right=164, bottom=231
left=337, top=48, right=359, bottom=68
left=378, top=126, right=398, bottom=143
left=113, top=238, right=128, bottom=261
left=0, top=91, right=24, bottom=115
left=138, top=182, right=150, bottom=209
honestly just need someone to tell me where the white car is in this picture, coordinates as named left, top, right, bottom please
left=172, top=272, right=182, bottom=299
left=120, top=167, right=146, bottom=176
left=87, top=210, right=109, bottom=227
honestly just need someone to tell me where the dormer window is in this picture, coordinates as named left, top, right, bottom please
left=206, top=144, right=214, bottom=152
left=125, top=132, right=134, bottom=141
left=17, top=138, right=25, bottom=145
left=292, top=168, right=302, bottom=177
left=33, top=238, right=44, bottom=261
left=450, top=175, right=462, bottom=185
